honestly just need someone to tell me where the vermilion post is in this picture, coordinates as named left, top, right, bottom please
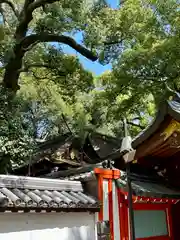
left=94, top=168, right=120, bottom=240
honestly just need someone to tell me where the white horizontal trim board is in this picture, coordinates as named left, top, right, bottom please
left=0, top=175, right=83, bottom=192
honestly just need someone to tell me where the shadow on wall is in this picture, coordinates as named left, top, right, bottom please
left=68, top=227, right=94, bottom=240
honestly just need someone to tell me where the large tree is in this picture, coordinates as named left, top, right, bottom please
left=0, top=52, right=98, bottom=172
left=0, top=0, right=101, bottom=172
left=0, top=0, right=98, bottom=91
left=1, top=0, right=179, bottom=172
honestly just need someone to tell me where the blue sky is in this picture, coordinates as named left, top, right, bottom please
left=109, top=0, right=120, bottom=9
left=60, top=32, right=112, bottom=76
left=61, top=0, right=119, bottom=76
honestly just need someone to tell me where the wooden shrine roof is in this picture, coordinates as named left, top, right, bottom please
left=11, top=133, right=79, bottom=176
left=45, top=163, right=180, bottom=202
left=128, top=91, right=180, bottom=187
left=132, top=91, right=180, bottom=160
left=11, top=132, right=121, bottom=177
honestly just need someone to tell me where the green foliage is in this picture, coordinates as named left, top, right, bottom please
left=0, top=0, right=100, bottom=171
left=0, top=87, right=36, bottom=173
left=0, top=0, right=179, bottom=172
left=83, top=0, right=180, bottom=134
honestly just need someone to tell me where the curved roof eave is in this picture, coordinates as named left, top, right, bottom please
left=132, top=92, right=180, bottom=149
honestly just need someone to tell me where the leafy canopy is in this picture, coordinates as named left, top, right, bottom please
left=0, top=0, right=179, bottom=172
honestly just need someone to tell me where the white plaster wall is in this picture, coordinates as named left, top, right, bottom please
left=0, top=212, right=96, bottom=240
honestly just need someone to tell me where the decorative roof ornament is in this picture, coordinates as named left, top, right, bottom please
left=121, top=118, right=136, bottom=240
left=121, top=136, right=136, bottom=163
left=120, top=118, right=136, bottom=163
left=161, top=119, right=180, bottom=141
left=132, top=88, right=180, bottom=150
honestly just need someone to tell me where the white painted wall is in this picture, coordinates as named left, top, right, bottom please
left=0, top=212, right=96, bottom=240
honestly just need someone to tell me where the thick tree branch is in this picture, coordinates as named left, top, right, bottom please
left=3, top=32, right=97, bottom=90
left=61, top=113, right=73, bottom=134
left=3, top=0, right=98, bottom=91
left=0, top=0, right=19, bottom=18
left=21, top=34, right=98, bottom=61
left=127, top=121, right=145, bottom=130
left=28, top=0, right=57, bottom=12
left=15, top=0, right=58, bottom=39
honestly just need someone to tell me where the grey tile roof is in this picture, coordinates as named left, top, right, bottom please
left=0, top=175, right=99, bottom=212
left=115, top=177, right=180, bottom=199
left=64, top=165, right=125, bottom=182
left=131, top=180, right=180, bottom=198
left=64, top=166, right=180, bottom=200
left=66, top=171, right=96, bottom=182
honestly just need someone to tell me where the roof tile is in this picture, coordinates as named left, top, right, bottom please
left=0, top=175, right=99, bottom=212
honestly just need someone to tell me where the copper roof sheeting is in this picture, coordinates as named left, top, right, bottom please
left=0, top=175, right=99, bottom=212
